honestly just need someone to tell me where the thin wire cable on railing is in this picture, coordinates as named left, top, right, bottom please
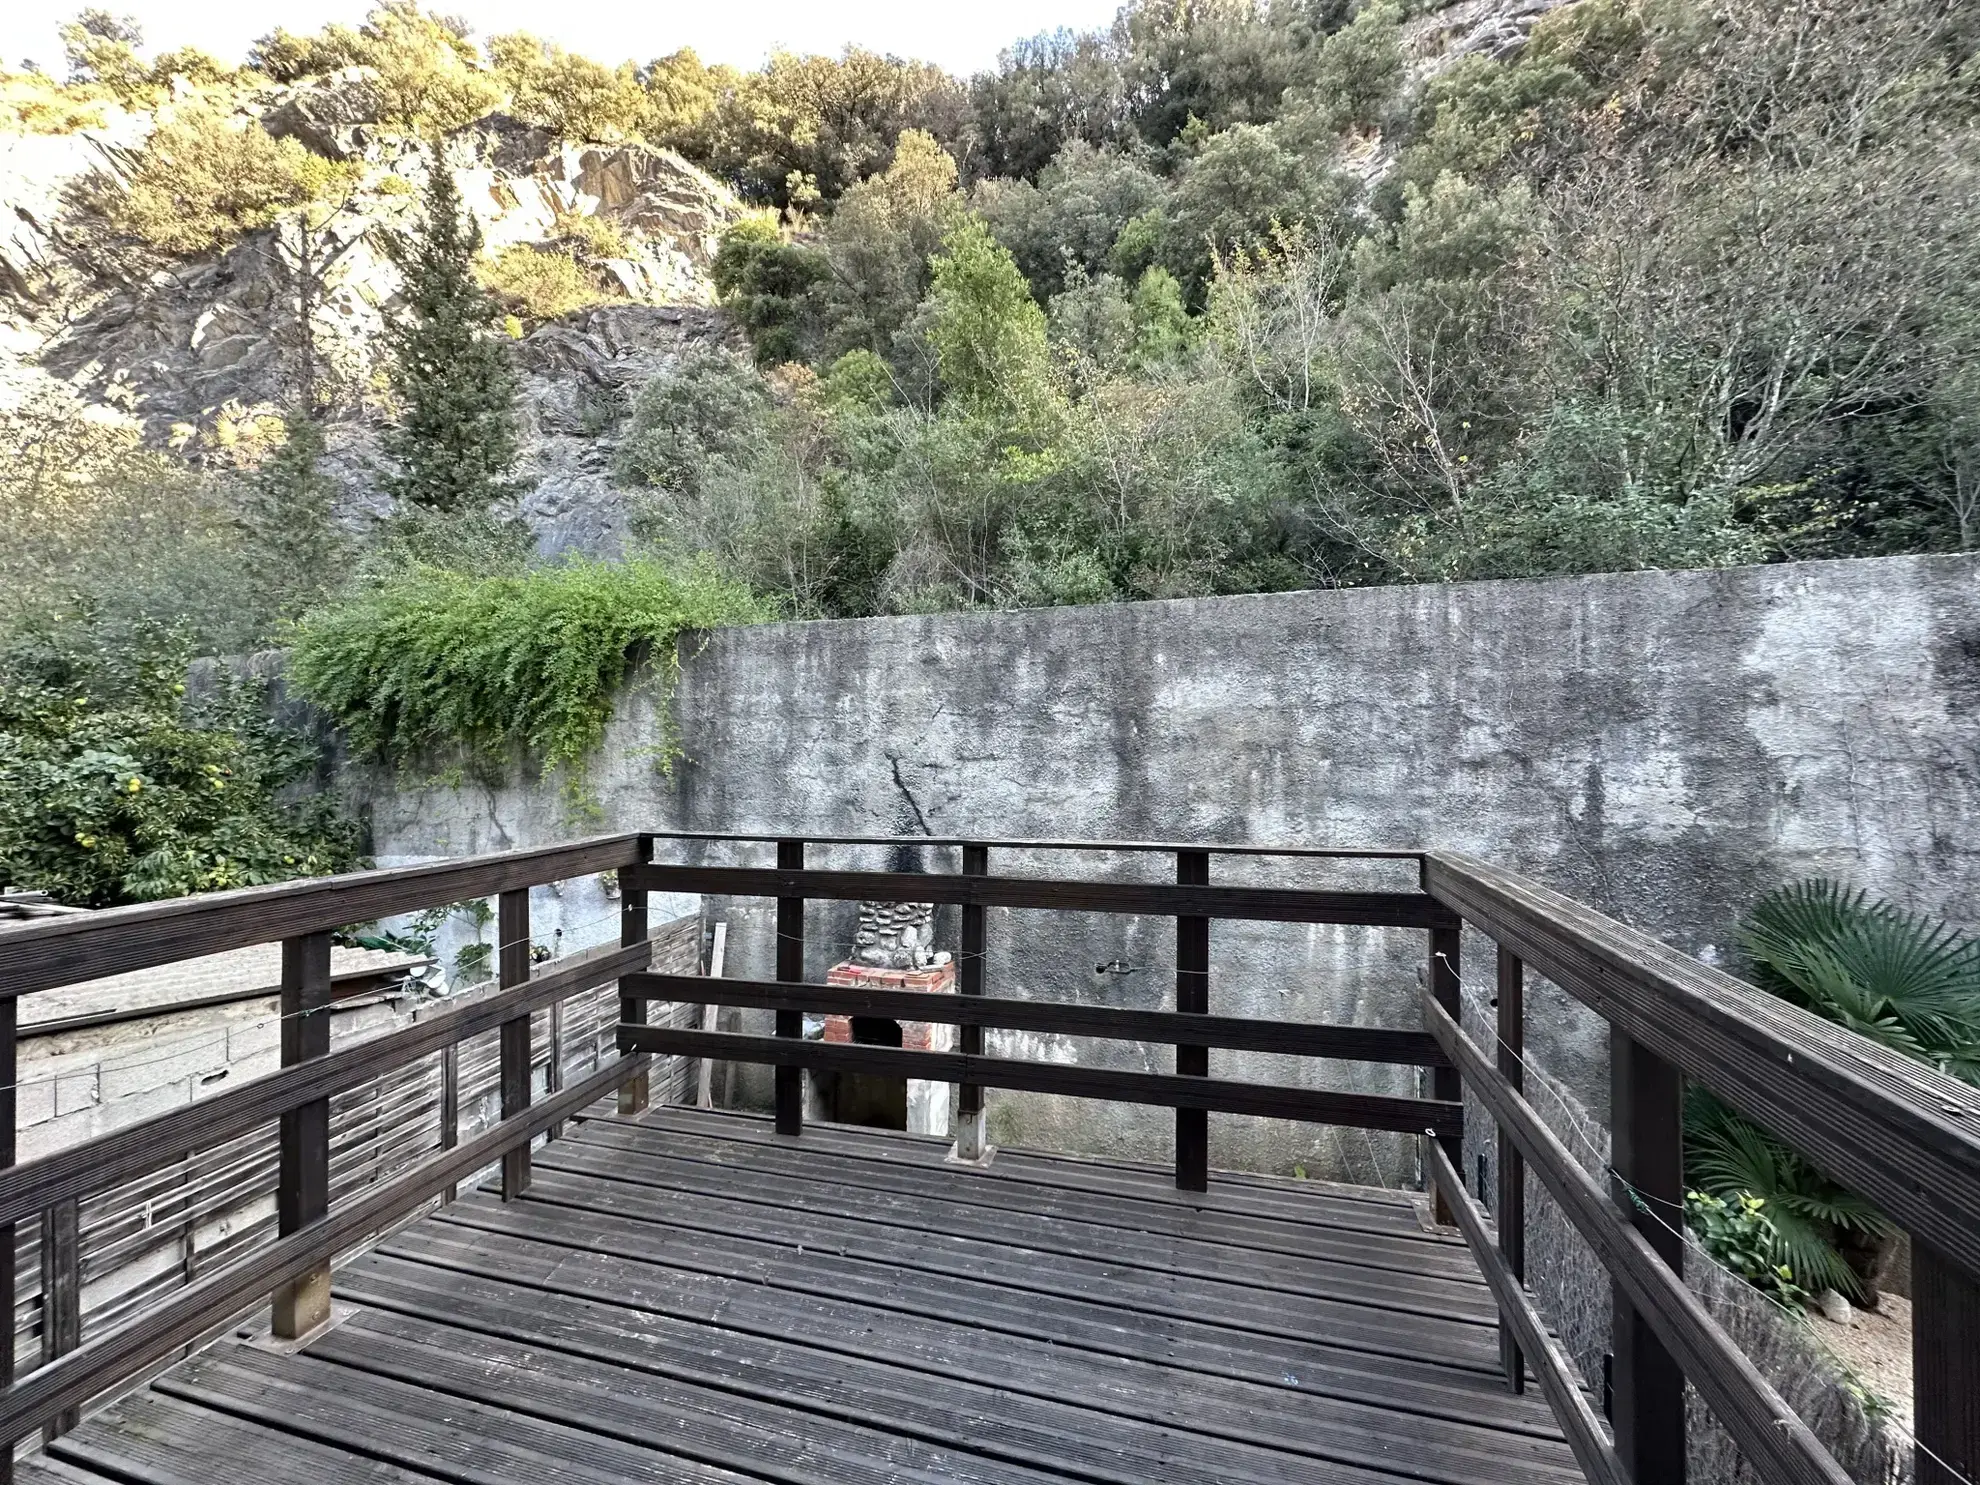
left=1436, top=958, right=1972, bottom=1485
left=5, top=902, right=637, bottom=1100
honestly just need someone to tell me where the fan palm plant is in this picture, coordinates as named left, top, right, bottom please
left=1685, top=880, right=1980, bottom=1301
left=1741, top=880, right=1980, bottom=1082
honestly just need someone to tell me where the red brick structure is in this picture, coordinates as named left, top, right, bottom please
left=817, top=959, right=956, bottom=1133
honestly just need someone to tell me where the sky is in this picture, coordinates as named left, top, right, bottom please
left=3, top=0, right=1121, bottom=79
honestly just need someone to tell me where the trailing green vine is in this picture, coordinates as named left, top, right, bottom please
left=287, top=558, right=769, bottom=795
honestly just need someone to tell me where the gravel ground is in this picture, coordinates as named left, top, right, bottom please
left=1808, top=1294, right=1913, bottom=1434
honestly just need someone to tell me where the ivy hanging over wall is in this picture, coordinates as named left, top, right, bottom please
left=287, top=558, right=769, bottom=789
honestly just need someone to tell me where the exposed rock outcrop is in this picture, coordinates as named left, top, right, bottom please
left=0, top=87, right=745, bottom=556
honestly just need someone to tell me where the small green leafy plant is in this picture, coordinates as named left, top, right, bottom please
left=287, top=557, right=769, bottom=796
left=1684, top=1189, right=1808, bottom=1309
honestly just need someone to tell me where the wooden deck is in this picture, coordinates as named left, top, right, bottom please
left=19, top=1105, right=1581, bottom=1485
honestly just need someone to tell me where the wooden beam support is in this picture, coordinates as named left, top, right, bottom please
left=1610, top=1027, right=1686, bottom=1484
left=272, top=931, right=332, bottom=1340
left=439, top=1041, right=459, bottom=1203
left=774, top=840, right=805, bottom=1137
left=1427, top=921, right=1461, bottom=1225
left=498, top=891, right=532, bottom=1200
left=955, top=843, right=989, bottom=1162
left=38, top=1198, right=80, bottom=1441
left=1175, top=849, right=1210, bottom=1193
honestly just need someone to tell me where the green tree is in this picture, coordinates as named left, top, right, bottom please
left=820, top=129, right=966, bottom=359
left=102, top=102, right=358, bottom=256
left=925, top=216, right=1056, bottom=425
left=490, top=32, right=648, bottom=141
left=382, top=159, right=523, bottom=513
left=711, top=217, right=832, bottom=365
left=238, top=413, right=348, bottom=624
left=60, top=9, right=148, bottom=100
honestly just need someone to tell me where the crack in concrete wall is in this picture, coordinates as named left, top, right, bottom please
left=360, top=552, right=1980, bottom=1181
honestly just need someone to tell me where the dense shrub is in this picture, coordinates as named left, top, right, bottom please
left=478, top=244, right=615, bottom=320
left=490, top=33, right=647, bottom=141
left=104, top=103, right=358, bottom=255
left=0, top=71, right=107, bottom=133
left=711, top=217, right=832, bottom=365
left=613, top=348, right=773, bottom=497
left=287, top=559, right=769, bottom=782
left=0, top=620, right=361, bottom=906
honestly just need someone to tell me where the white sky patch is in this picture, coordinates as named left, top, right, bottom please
left=4, top=0, right=1124, bottom=80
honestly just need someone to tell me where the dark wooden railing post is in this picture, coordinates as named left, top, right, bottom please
left=1495, top=945, right=1525, bottom=1394
left=954, top=843, right=989, bottom=1161
left=272, top=930, right=332, bottom=1339
left=39, top=1197, right=80, bottom=1442
left=1914, top=1243, right=1980, bottom=1485
left=617, top=874, right=650, bottom=1115
left=775, top=839, right=805, bottom=1137
left=498, top=891, right=533, bottom=1200
left=1427, top=918, right=1461, bottom=1224
left=1175, top=850, right=1210, bottom=1192
left=1610, top=1027, right=1685, bottom=1482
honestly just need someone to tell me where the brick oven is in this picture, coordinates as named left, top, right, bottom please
left=804, top=900, right=955, bottom=1135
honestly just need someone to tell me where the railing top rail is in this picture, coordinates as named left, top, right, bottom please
left=642, top=830, right=1426, bottom=861
left=0, top=833, right=645, bottom=1000
left=1423, top=850, right=1980, bottom=1280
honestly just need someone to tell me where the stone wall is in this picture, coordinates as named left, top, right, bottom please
left=361, top=552, right=1980, bottom=1180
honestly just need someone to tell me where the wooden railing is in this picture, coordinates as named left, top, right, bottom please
left=0, top=830, right=1974, bottom=1485
left=0, top=832, right=662, bottom=1477
left=622, top=832, right=1980, bottom=1485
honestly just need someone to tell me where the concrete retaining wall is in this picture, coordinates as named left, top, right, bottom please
left=361, top=553, right=1980, bottom=1179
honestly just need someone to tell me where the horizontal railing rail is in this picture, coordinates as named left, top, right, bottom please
left=1423, top=853, right=1980, bottom=1277
left=622, top=1024, right=1463, bottom=1135
left=625, top=863, right=1457, bottom=928
left=625, top=971, right=1450, bottom=1066
left=0, top=939, right=647, bottom=1231
left=0, top=834, right=646, bottom=999
left=0, top=834, right=671, bottom=1482
left=635, top=830, right=1430, bottom=860
left=1420, top=1137, right=1624, bottom=1485
left=1422, top=988, right=1851, bottom=1485
left=1420, top=851, right=1980, bottom=1485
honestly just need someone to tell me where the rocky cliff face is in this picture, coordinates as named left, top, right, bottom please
left=0, top=72, right=745, bottom=555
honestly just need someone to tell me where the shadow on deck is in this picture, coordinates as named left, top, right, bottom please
left=24, top=1105, right=1579, bottom=1485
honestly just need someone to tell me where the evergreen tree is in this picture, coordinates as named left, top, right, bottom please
left=382, top=158, right=522, bottom=513
left=240, top=410, right=346, bottom=623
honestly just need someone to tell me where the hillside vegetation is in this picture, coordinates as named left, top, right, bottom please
left=0, top=0, right=1976, bottom=895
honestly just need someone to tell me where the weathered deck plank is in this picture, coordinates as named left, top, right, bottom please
left=20, top=1105, right=1588, bottom=1485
